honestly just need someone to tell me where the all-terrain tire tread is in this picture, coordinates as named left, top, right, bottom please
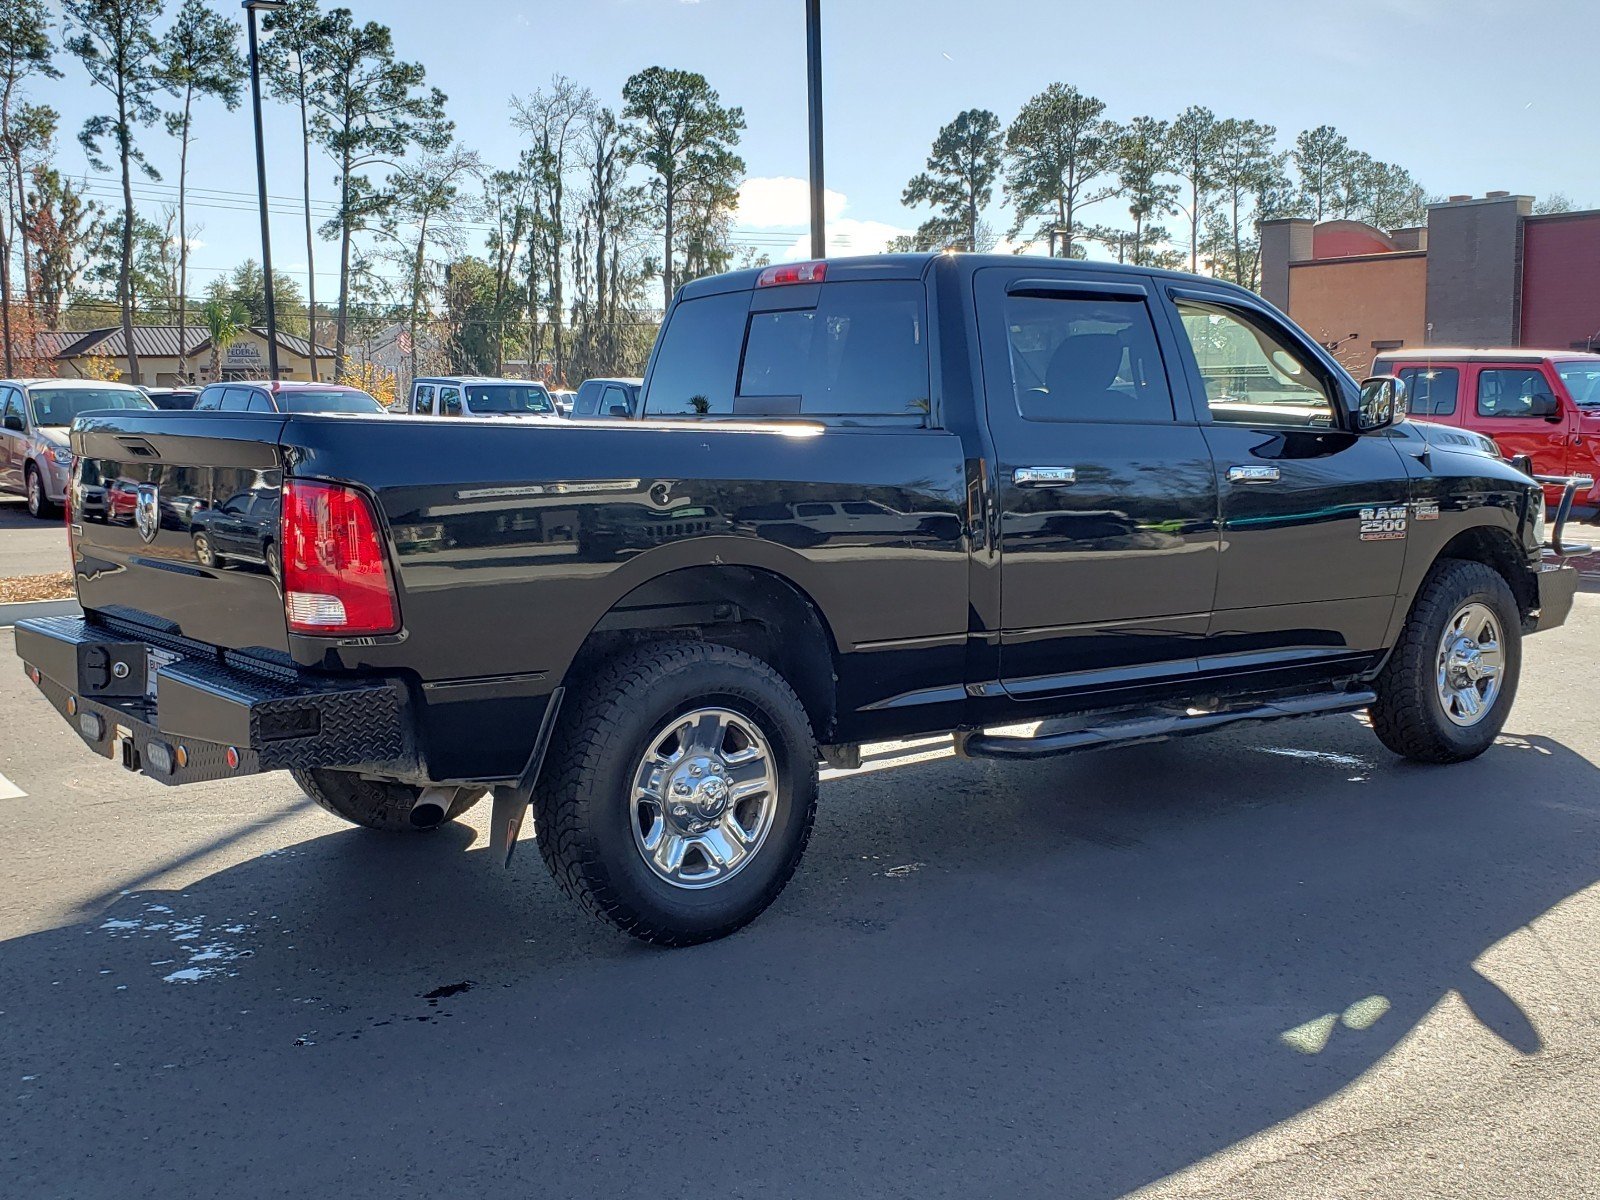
left=532, top=639, right=817, bottom=947
left=1369, top=558, right=1519, bottom=764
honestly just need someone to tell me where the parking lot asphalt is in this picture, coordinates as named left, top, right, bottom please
left=3, top=599, right=1600, bottom=1199
left=0, top=495, right=67, bottom=578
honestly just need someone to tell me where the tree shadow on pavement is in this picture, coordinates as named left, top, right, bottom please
left=3, top=714, right=1598, bottom=1200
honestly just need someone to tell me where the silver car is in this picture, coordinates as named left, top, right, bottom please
left=0, top=379, right=154, bottom=518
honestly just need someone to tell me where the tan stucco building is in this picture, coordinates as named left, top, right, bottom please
left=46, top=325, right=335, bottom=386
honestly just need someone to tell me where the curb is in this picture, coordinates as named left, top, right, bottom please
left=0, top=598, right=80, bottom=629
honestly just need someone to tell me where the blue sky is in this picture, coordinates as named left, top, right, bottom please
left=29, top=0, right=1600, bottom=292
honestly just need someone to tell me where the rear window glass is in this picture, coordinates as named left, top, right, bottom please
left=644, top=291, right=750, bottom=416
left=465, top=384, right=553, bottom=415
left=278, top=390, right=384, bottom=414
left=736, top=281, right=929, bottom=418
left=1398, top=366, right=1459, bottom=416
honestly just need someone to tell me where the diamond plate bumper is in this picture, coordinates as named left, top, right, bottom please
left=15, top=615, right=418, bottom=786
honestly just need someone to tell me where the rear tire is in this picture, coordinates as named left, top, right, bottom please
left=1369, top=558, right=1521, bottom=764
left=533, top=639, right=818, bottom=946
left=291, top=768, right=484, bottom=832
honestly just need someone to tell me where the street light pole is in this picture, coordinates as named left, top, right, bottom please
left=805, top=0, right=825, bottom=259
left=244, top=0, right=286, bottom=381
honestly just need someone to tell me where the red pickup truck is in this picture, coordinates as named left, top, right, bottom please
left=1373, top=349, right=1600, bottom=513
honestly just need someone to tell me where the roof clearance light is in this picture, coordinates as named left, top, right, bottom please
left=756, top=261, right=827, bottom=288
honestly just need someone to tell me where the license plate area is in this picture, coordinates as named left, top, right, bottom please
left=145, top=648, right=180, bottom=702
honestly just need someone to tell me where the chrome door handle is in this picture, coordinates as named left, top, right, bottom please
left=1227, top=465, right=1281, bottom=483
left=1013, top=466, right=1076, bottom=488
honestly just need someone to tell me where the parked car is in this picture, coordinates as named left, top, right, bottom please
left=14, top=254, right=1580, bottom=948
left=406, top=376, right=559, bottom=419
left=0, top=378, right=153, bottom=517
left=145, top=388, right=201, bottom=411
left=550, top=388, right=577, bottom=416
left=191, top=380, right=386, bottom=415
left=1372, top=349, right=1600, bottom=512
left=569, top=377, right=642, bottom=419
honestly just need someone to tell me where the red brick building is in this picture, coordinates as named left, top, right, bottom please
left=1260, top=194, right=1600, bottom=376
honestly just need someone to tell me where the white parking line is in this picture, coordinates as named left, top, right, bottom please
left=0, top=772, right=25, bottom=801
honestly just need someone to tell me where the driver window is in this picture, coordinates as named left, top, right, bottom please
left=1476, top=368, right=1554, bottom=419
left=1, top=388, right=22, bottom=430
left=1175, top=300, right=1335, bottom=428
left=439, top=387, right=461, bottom=416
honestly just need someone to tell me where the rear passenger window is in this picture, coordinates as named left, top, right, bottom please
left=737, top=282, right=929, bottom=418
left=1003, top=295, right=1174, bottom=422
left=1477, top=368, right=1556, bottom=418
left=643, top=291, right=751, bottom=416
left=413, top=385, right=434, bottom=415
left=1398, top=367, right=1459, bottom=416
left=245, top=391, right=274, bottom=413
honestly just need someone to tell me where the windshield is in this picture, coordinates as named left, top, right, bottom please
left=1556, top=362, right=1600, bottom=407
left=465, top=384, right=554, bottom=414
left=28, top=387, right=153, bottom=426
left=277, top=389, right=384, bottom=414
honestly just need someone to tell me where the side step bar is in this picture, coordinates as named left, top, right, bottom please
left=955, top=689, right=1377, bottom=761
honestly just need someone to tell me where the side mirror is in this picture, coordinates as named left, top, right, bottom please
left=444, top=399, right=462, bottom=415
left=607, top=403, right=631, bottom=418
left=1356, top=375, right=1404, bottom=431
left=1530, top=392, right=1561, bottom=420
left=2, top=414, right=23, bottom=432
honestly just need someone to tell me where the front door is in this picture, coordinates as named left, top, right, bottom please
left=1466, top=362, right=1573, bottom=482
left=1162, top=285, right=1413, bottom=672
left=0, top=387, right=21, bottom=491
left=975, top=266, right=1220, bottom=699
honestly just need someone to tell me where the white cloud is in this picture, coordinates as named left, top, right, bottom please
left=735, top=176, right=847, bottom=229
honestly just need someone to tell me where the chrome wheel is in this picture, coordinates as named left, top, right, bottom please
left=630, top=706, right=778, bottom=890
left=26, top=468, right=42, bottom=517
left=1436, top=601, right=1504, bottom=727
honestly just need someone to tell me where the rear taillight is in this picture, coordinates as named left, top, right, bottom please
left=281, top=479, right=400, bottom=636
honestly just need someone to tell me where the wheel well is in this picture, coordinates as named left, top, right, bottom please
left=572, top=565, right=840, bottom=740
left=1435, top=526, right=1534, bottom=613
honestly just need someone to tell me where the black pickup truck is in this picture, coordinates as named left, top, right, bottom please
left=15, top=253, right=1580, bottom=945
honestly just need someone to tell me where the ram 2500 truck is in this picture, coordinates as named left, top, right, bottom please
left=14, top=254, right=1580, bottom=946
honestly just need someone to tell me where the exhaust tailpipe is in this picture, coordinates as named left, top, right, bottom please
left=410, top=786, right=458, bottom=830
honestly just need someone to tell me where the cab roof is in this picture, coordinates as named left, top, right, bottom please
left=1375, top=348, right=1600, bottom=363
left=675, top=251, right=1264, bottom=305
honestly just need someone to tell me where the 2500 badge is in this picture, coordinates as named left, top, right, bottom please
left=1359, top=505, right=1408, bottom=542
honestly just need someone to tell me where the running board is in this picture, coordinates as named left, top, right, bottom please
left=955, top=689, right=1377, bottom=761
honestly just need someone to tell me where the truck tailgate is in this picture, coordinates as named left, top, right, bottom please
left=70, top=412, right=293, bottom=657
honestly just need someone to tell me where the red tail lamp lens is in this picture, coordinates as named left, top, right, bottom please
left=281, top=479, right=400, bottom=636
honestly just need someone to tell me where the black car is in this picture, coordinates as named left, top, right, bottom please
left=15, top=253, right=1582, bottom=948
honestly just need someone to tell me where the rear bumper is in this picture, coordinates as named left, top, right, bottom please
left=14, top=615, right=417, bottom=786
left=1528, top=563, right=1579, bottom=635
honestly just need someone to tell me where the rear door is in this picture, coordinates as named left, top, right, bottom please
left=974, top=266, right=1220, bottom=699
left=72, top=412, right=292, bottom=655
left=1466, top=362, right=1572, bottom=481
left=1162, top=284, right=1412, bottom=671
left=412, top=383, right=434, bottom=415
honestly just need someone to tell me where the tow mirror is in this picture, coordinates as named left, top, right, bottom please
left=1356, top=375, right=1404, bottom=431
left=1529, top=392, right=1561, bottom=420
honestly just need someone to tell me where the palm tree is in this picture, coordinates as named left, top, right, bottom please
left=201, top=297, right=247, bottom=379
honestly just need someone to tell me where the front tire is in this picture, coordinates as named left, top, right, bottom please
left=1370, top=559, right=1521, bottom=763
left=291, top=768, right=484, bottom=832
left=25, top=465, right=54, bottom=519
left=533, top=640, right=818, bottom=946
